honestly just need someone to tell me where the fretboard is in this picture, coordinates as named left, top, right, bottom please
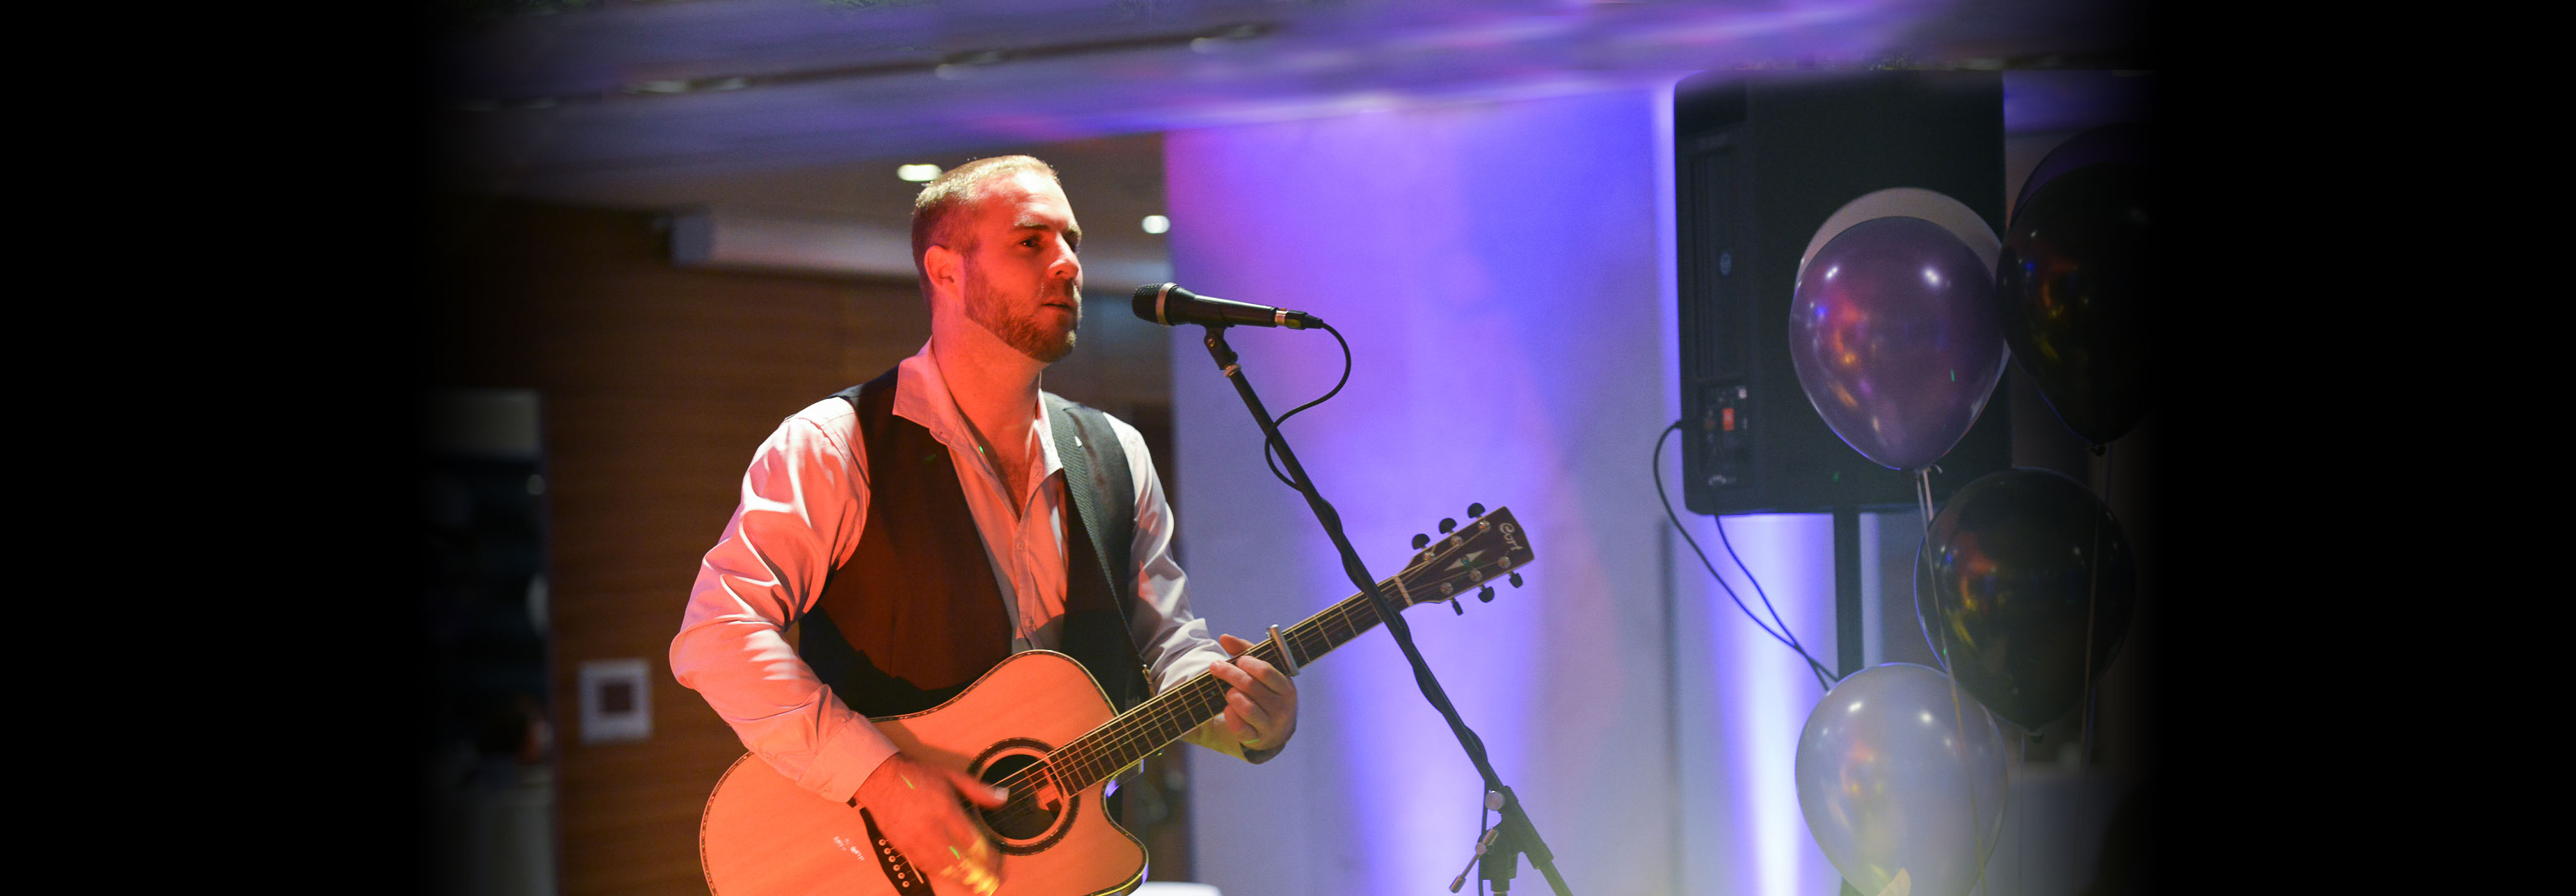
left=1040, top=574, right=1411, bottom=791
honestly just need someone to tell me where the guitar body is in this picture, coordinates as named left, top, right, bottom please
left=702, top=506, right=1537, bottom=895
left=700, top=651, right=1146, bottom=896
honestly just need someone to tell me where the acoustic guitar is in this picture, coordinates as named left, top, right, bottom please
left=699, top=505, right=1535, bottom=895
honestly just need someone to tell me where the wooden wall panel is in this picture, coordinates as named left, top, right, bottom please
left=434, top=198, right=926, bottom=895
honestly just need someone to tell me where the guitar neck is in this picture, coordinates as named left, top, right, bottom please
left=1042, top=576, right=1404, bottom=791
left=1041, top=505, right=1528, bottom=792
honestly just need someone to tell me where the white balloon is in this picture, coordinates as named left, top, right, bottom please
left=1796, top=663, right=2008, bottom=896
left=1795, top=188, right=2001, bottom=285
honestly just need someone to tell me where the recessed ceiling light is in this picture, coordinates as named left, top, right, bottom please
left=1141, top=215, right=1170, bottom=234
left=897, top=164, right=942, bottom=182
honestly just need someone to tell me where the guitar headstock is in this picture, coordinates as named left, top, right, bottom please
left=1391, top=503, right=1534, bottom=614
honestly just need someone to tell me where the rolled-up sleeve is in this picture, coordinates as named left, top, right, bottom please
left=671, top=401, right=896, bottom=803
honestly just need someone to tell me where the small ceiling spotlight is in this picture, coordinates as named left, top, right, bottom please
left=1193, top=23, right=1271, bottom=52
left=1141, top=215, right=1170, bottom=234
left=897, top=164, right=943, bottom=182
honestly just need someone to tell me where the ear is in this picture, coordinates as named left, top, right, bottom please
left=922, top=243, right=964, bottom=309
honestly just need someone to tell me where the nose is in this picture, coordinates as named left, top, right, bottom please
left=1049, top=236, right=1080, bottom=276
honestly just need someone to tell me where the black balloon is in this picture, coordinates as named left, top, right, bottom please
left=1997, top=160, right=2154, bottom=446
left=1915, top=469, right=2134, bottom=730
left=2010, top=123, right=2150, bottom=222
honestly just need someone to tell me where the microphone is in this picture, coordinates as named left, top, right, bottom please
left=1131, top=283, right=1325, bottom=330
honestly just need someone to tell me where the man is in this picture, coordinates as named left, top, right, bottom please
left=672, top=156, right=1297, bottom=894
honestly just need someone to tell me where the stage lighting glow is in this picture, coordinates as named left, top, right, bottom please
left=897, top=164, right=941, bottom=182
left=1717, top=513, right=1837, bottom=896
left=1170, top=90, right=1678, bottom=895
left=1142, top=215, right=1170, bottom=234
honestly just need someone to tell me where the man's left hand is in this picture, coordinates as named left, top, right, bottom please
left=1208, top=633, right=1299, bottom=759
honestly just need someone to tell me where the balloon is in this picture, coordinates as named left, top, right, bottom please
left=1914, top=468, right=2135, bottom=730
left=2010, top=123, right=2151, bottom=222
left=1789, top=215, right=2009, bottom=470
left=1801, top=188, right=2000, bottom=279
left=1798, top=663, right=2008, bottom=896
left=1997, top=161, right=2155, bottom=446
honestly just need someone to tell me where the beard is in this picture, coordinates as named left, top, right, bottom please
left=963, top=266, right=1080, bottom=363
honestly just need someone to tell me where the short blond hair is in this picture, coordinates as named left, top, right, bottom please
left=909, top=156, right=1062, bottom=287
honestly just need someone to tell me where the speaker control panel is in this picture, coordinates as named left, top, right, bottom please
left=1697, top=380, right=1752, bottom=490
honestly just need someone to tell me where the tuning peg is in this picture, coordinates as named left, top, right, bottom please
left=1412, top=533, right=1430, bottom=550
left=1478, top=586, right=1496, bottom=603
left=1468, top=503, right=1486, bottom=518
left=1447, top=597, right=1464, bottom=615
left=1509, top=572, right=1524, bottom=588
left=1439, top=518, right=1457, bottom=534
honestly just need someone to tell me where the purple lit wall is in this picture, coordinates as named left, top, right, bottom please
left=1669, top=514, right=1842, bottom=895
left=1163, top=86, right=1843, bottom=895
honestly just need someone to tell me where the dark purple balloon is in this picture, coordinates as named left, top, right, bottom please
left=2012, top=123, right=2150, bottom=222
left=1788, top=215, right=2007, bottom=470
left=1914, top=467, right=2136, bottom=730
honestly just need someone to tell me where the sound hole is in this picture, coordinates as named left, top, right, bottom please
left=977, top=753, right=1062, bottom=842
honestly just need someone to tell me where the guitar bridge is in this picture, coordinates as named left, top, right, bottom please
left=857, top=808, right=928, bottom=892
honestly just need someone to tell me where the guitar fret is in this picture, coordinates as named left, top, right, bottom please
left=1042, top=512, right=1524, bottom=795
left=1065, top=599, right=1388, bottom=787
left=707, top=509, right=1528, bottom=896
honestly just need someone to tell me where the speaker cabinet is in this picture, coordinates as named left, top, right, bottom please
left=1676, top=71, right=2014, bottom=515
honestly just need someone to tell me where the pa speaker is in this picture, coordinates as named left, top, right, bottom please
left=1675, top=71, right=2015, bottom=515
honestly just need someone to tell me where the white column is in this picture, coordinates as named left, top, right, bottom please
left=1166, top=88, right=1683, bottom=895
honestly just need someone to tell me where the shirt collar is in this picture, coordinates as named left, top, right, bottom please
left=893, top=340, right=1064, bottom=480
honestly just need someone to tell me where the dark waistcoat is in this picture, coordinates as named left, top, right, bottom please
left=798, top=368, right=1152, bottom=719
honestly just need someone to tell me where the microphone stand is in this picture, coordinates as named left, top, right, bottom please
left=1197, top=325, right=1572, bottom=896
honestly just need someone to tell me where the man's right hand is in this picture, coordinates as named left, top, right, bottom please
left=852, top=753, right=1010, bottom=896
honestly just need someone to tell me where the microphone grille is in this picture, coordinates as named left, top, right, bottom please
left=1130, top=283, right=1179, bottom=325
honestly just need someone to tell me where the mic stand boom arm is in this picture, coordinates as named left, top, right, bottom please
left=1196, top=325, right=1572, bottom=896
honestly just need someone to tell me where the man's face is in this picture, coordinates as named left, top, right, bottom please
left=959, top=170, right=1084, bottom=364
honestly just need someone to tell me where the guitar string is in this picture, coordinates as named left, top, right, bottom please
left=978, top=597, right=1381, bottom=831
left=979, top=520, right=1524, bottom=826
left=977, top=576, right=1396, bottom=830
left=976, top=588, right=1376, bottom=831
left=1053, top=521, right=1523, bottom=783
left=1001, top=548, right=1510, bottom=823
left=1057, top=594, right=1366, bottom=782
left=1009, top=521, right=1495, bottom=793
left=974, top=526, right=1523, bottom=831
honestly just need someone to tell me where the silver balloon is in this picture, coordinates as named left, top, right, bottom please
left=1796, top=663, right=2008, bottom=896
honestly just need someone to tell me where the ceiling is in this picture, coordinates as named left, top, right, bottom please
left=437, top=0, right=2147, bottom=182
left=433, top=0, right=2148, bottom=278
